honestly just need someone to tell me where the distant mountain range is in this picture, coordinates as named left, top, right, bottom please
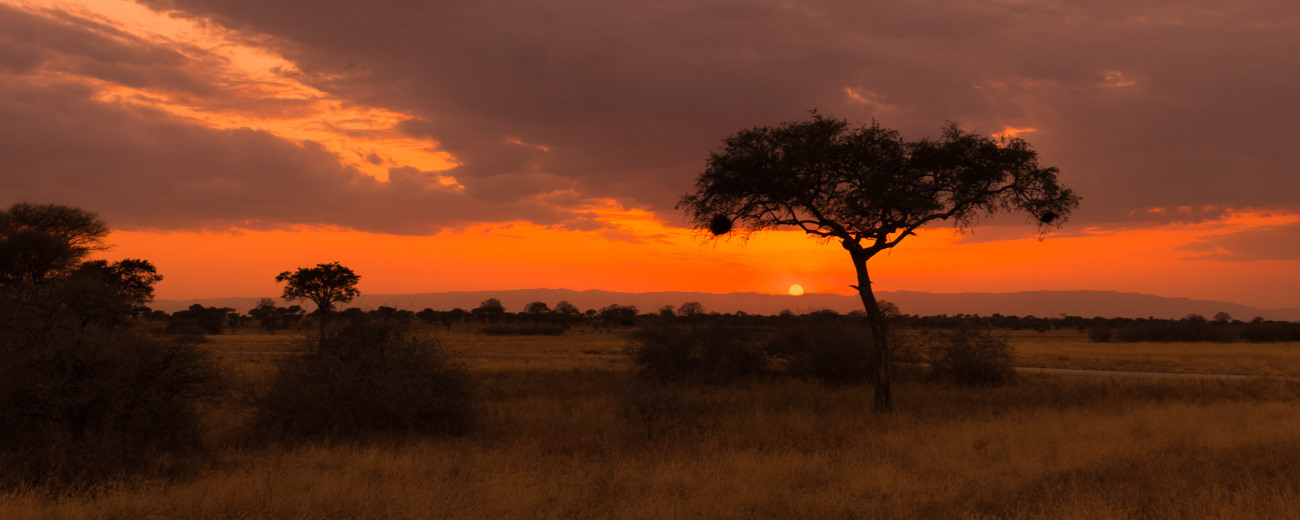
left=152, top=289, right=1300, bottom=321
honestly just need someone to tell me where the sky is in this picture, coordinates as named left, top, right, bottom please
left=2, top=0, right=1298, bottom=309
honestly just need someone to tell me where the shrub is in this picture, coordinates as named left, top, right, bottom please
left=766, top=323, right=874, bottom=385
left=616, top=380, right=721, bottom=442
left=923, top=326, right=1017, bottom=387
left=1088, top=326, right=1114, bottom=342
left=250, top=321, right=475, bottom=442
left=0, top=330, right=224, bottom=489
left=627, top=323, right=767, bottom=384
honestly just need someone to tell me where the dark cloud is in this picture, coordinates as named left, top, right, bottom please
left=0, top=4, right=221, bottom=95
left=136, top=0, right=1299, bottom=224
left=1181, top=223, right=1300, bottom=262
left=6, top=0, right=1300, bottom=239
left=0, top=74, right=574, bottom=234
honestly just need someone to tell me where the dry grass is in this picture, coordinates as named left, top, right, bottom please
left=1005, top=330, right=1300, bottom=377
left=4, top=330, right=1299, bottom=519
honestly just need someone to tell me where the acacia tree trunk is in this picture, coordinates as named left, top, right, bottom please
left=850, top=249, right=893, bottom=412
left=317, top=302, right=329, bottom=353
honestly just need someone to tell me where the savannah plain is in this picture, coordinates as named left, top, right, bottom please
left=5, top=325, right=1300, bottom=519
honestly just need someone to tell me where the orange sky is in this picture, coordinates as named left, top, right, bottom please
left=103, top=209, right=1300, bottom=309
left=8, top=0, right=1300, bottom=310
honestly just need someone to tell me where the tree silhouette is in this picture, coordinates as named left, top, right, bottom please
left=678, top=301, right=705, bottom=317
left=59, top=259, right=163, bottom=331
left=275, top=262, right=360, bottom=346
left=679, top=114, right=1079, bottom=411
left=554, top=301, right=580, bottom=316
left=0, top=203, right=110, bottom=298
left=523, top=301, right=551, bottom=314
left=473, top=298, right=506, bottom=323
left=1, top=203, right=158, bottom=336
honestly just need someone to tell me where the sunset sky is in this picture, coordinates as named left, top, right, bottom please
left=2, top=0, right=1297, bottom=309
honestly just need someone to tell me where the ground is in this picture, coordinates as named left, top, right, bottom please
left=4, top=326, right=1299, bottom=519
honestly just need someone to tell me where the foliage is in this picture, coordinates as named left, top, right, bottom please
left=598, top=304, right=639, bottom=327
left=0, top=324, right=224, bottom=489
left=554, top=300, right=581, bottom=316
left=678, top=113, right=1077, bottom=410
left=248, top=297, right=305, bottom=333
left=679, top=114, right=1079, bottom=241
left=627, top=323, right=767, bottom=384
left=0, top=203, right=110, bottom=294
left=922, top=326, right=1017, bottom=386
left=250, top=321, right=476, bottom=442
left=275, top=262, right=360, bottom=347
left=472, top=298, right=506, bottom=322
left=766, top=323, right=875, bottom=385
left=166, top=303, right=234, bottom=335
left=275, top=262, right=360, bottom=315
left=677, top=301, right=705, bottom=317
left=523, top=301, right=550, bottom=314
left=0, top=204, right=221, bottom=489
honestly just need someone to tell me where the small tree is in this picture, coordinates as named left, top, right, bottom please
left=473, top=298, right=506, bottom=323
left=678, top=301, right=705, bottom=318
left=554, top=301, right=580, bottom=316
left=275, top=262, right=361, bottom=346
left=679, top=114, right=1078, bottom=411
left=523, top=301, right=550, bottom=314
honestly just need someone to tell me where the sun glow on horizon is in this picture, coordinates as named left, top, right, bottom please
left=92, top=207, right=1300, bottom=310
left=788, top=284, right=805, bottom=296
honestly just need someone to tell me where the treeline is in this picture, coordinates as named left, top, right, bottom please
left=140, top=299, right=1300, bottom=343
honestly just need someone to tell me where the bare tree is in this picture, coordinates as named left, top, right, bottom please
left=679, top=114, right=1079, bottom=411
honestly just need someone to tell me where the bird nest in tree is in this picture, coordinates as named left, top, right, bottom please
left=709, top=213, right=733, bottom=235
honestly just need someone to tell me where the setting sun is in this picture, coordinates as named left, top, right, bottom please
left=788, top=284, right=805, bottom=296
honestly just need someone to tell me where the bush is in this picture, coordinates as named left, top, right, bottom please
left=627, top=323, right=767, bottom=384
left=1088, top=326, right=1114, bottom=342
left=616, top=380, right=721, bottom=442
left=923, top=326, right=1017, bottom=387
left=251, top=321, right=475, bottom=442
left=0, top=330, right=224, bottom=489
left=766, top=323, right=874, bottom=385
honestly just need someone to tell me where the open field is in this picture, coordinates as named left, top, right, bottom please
left=5, top=329, right=1300, bottom=519
left=1004, top=330, right=1300, bottom=378
left=205, top=327, right=1300, bottom=377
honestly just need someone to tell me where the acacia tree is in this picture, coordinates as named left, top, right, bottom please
left=275, top=262, right=361, bottom=344
left=0, top=203, right=110, bottom=298
left=679, top=114, right=1079, bottom=411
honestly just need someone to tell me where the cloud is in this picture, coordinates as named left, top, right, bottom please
left=1181, top=222, right=1300, bottom=262
left=0, top=73, right=578, bottom=234
left=6, top=0, right=1300, bottom=237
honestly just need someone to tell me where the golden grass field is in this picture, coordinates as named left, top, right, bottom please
left=4, top=327, right=1300, bottom=519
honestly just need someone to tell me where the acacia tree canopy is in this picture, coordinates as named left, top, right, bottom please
left=679, top=114, right=1079, bottom=255
left=678, top=113, right=1079, bottom=411
left=0, top=203, right=110, bottom=292
left=275, top=262, right=361, bottom=316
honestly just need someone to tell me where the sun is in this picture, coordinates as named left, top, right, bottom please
left=788, top=284, right=805, bottom=296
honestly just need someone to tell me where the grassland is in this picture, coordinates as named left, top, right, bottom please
left=1005, top=330, right=1300, bottom=377
left=4, top=327, right=1299, bottom=519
